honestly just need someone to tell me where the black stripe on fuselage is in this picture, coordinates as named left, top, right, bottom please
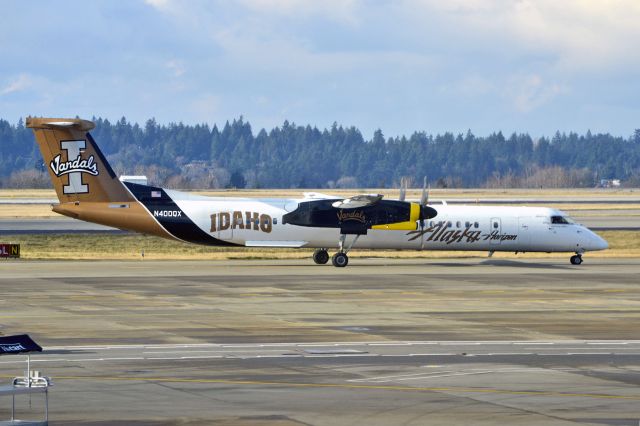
left=87, top=133, right=117, bottom=179
left=124, top=182, right=239, bottom=246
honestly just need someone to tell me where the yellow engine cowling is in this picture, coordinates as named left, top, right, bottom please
left=371, top=202, right=420, bottom=231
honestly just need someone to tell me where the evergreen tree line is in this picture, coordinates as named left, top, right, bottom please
left=1, top=116, right=640, bottom=189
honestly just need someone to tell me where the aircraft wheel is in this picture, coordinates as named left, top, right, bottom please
left=332, top=252, right=349, bottom=268
left=313, top=249, right=329, bottom=265
left=570, top=254, right=583, bottom=265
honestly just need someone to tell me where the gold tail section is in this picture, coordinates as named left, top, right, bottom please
left=26, top=117, right=133, bottom=203
left=26, top=117, right=174, bottom=239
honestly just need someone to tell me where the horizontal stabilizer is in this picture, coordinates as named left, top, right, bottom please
left=303, top=192, right=335, bottom=199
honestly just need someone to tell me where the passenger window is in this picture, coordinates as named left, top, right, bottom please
left=447, top=221, right=452, bottom=228
left=465, top=221, right=470, bottom=228
left=493, top=221, right=499, bottom=229
left=273, top=218, right=278, bottom=225
left=456, top=221, right=461, bottom=228
left=474, top=222, right=479, bottom=228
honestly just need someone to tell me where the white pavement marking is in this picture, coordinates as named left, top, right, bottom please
left=19, top=340, right=640, bottom=368
left=566, top=352, right=612, bottom=355
left=538, top=354, right=573, bottom=356
left=407, top=353, right=457, bottom=356
left=486, top=353, right=534, bottom=356
left=350, top=367, right=551, bottom=383
left=43, top=340, right=640, bottom=352
left=142, top=349, right=287, bottom=354
left=349, top=371, right=452, bottom=382
left=179, top=356, right=224, bottom=359
left=369, top=343, right=411, bottom=346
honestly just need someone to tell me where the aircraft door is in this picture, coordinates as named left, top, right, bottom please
left=518, top=217, right=531, bottom=246
left=490, top=217, right=501, bottom=245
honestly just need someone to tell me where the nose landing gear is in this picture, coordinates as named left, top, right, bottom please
left=570, top=254, right=583, bottom=265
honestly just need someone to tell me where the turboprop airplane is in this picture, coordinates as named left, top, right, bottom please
left=27, top=117, right=608, bottom=267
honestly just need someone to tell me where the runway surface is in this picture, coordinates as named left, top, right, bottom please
left=0, top=258, right=639, bottom=425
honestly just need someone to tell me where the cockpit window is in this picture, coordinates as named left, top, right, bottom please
left=551, top=215, right=574, bottom=225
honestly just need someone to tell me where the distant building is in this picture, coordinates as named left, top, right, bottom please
left=598, top=179, right=621, bottom=188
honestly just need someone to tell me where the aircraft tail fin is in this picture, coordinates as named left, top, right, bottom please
left=26, top=117, right=133, bottom=204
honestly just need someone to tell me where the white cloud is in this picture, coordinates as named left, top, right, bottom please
left=208, top=14, right=436, bottom=77
left=406, top=0, right=640, bottom=71
left=506, top=1, right=640, bottom=71
left=0, top=74, right=32, bottom=96
left=165, top=59, right=186, bottom=77
left=506, top=74, right=568, bottom=113
left=143, top=0, right=362, bottom=31
left=441, top=75, right=495, bottom=97
left=2, top=1, right=638, bottom=136
left=236, top=0, right=362, bottom=25
left=144, top=0, right=173, bottom=12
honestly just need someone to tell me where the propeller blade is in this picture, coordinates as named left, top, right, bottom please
left=420, top=211, right=426, bottom=250
left=415, top=177, right=434, bottom=250
left=420, top=176, right=428, bottom=206
left=399, top=177, right=406, bottom=202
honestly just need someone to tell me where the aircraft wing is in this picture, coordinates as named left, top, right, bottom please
left=302, top=192, right=336, bottom=199
left=245, top=240, right=309, bottom=248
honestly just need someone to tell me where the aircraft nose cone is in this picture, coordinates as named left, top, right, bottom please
left=595, top=235, right=609, bottom=250
left=585, top=230, right=608, bottom=251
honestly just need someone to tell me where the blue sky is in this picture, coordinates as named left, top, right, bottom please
left=1, top=0, right=639, bottom=138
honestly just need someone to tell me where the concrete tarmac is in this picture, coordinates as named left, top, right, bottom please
left=0, top=258, right=639, bottom=425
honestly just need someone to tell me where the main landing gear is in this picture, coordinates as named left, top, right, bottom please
left=312, top=234, right=361, bottom=267
left=312, top=249, right=348, bottom=267
left=570, top=253, right=583, bottom=265
left=312, top=249, right=330, bottom=265
left=332, top=252, right=349, bottom=267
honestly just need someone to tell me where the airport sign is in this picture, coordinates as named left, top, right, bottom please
left=0, top=244, right=20, bottom=258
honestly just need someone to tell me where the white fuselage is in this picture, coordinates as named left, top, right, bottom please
left=165, top=191, right=608, bottom=254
